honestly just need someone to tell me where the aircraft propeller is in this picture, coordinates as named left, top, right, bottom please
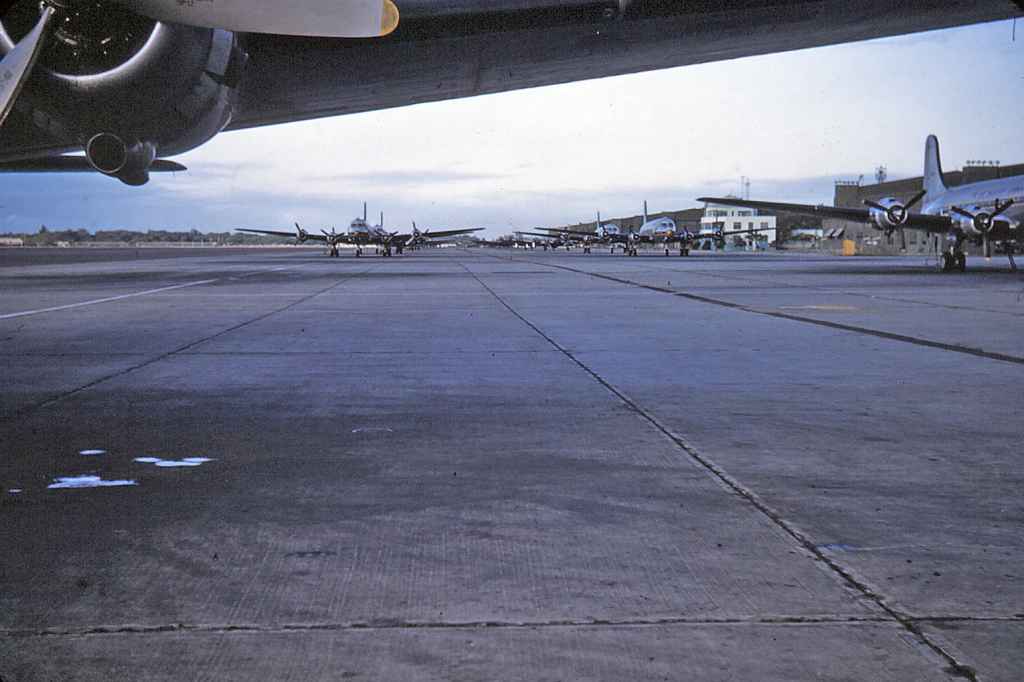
left=863, top=189, right=925, bottom=252
left=950, top=199, right=1015, bottom=260
left=0, top=0, right=400, bottom=127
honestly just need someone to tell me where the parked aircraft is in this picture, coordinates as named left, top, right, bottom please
left=236, top=203, right=482, bottom=256
left=545, top=205, right=764, bottom=256
left=0, top=2, right=1016, bottom=184
left=404, top=222, right=484, bottom=249
left=699, top=135, right=1024, bottom=271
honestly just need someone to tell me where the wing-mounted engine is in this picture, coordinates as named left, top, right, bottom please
left=863, top=190, right=926, bottom=232
left=0, top=2, right=246, bottom=185
left=949, top=200, right=1016, bottom=236
left=0, top=0, right=398, bottom=185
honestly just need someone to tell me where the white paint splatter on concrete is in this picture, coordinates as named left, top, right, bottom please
left=8, top=489, right=23, bottom=494
left=48, top=476, right=137, bottom=489
left=352, top=427, right=393, bottom=433
left=133, top=457, right=215, bottom=468
left=79, top=450, right=107, bottom=456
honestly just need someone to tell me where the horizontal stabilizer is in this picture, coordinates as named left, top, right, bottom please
left=0, top=157, right=186, bottom=173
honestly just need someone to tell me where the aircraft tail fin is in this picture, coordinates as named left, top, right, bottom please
left=923, top=135, right=947, bottom=197
left=642, top=200, right=648, bottom=224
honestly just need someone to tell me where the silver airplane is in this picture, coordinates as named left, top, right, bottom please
left=237, top=203, right=482, bottom=256
left=405, top=221, right=484, bottom=250
left=699, top=135, right=1024, bottom=272
left=0, top=3, right=1017, bottom=185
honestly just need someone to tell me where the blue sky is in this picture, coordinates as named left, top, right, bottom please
left=3, top=18, right=1022, bottom=236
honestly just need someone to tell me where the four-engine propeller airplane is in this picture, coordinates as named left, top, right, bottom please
left=0, top=1, right=1017, bottom=185
left=236, top=204, right=482, bottom=257
left=699, top=135, right=1024, bottom=272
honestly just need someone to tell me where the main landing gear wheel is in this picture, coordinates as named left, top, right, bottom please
left=355, top=247, right=363, bottom=257
left=679, top=248, right=689, bottom=257
left=939, top=252, right=966, bottom=272
left=665, top=248, right=670, bottom=256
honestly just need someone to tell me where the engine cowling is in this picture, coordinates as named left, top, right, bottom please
left=867, top=197, right=910, bottom=231
left=0, top=2, right=246, bottom=184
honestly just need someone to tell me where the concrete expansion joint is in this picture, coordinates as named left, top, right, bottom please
left=477, top=253, right=992, bottom=682
left=512, top=256, right=1024, bottom=367
left=3, top=614, right=1020, bottom=640
left=0, top=264, right=378, bottom=427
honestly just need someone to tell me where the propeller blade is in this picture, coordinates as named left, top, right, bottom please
left=984, top=235, right=991, bottom=259
left=949, top=206, right=975, bottom=220
left=904, top=189, right=927, bottom=210
left=0, top=6, right=54, bottom=127
left=899, top=228, right=906, bottom=252
left=992, top=199, right=1015, bottom=219
left=120, top=0, right=399, bottom=38
left=863, top=200, right=887, bottom=211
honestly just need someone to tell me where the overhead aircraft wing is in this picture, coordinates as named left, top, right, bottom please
left=0, top=1, right=1017, bottom=165
left=235, top=228, right=328, bottom=241
left=697, top=197, right=953, bottom=234
left=224, top=1, right=1019, bottom=132
left=0, top=157, right=186, bottom=173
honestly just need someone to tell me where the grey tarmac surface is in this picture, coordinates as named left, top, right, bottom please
left=1, top=247, right=1021, bottom=681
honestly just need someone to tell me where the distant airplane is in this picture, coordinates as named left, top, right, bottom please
left=543, top=205, right=762, bottom=256
left=404, top=222, right=484, bottom=250
left=699, top=135, right=1024, bottom=271
left=236, top=203, right=482, bottom=256
left=0, top=2, right=1016, bottom=184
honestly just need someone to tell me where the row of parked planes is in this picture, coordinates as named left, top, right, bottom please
left=238, top=137, right=1023, bottom=272
left=240, top=201, right=742, bottom=259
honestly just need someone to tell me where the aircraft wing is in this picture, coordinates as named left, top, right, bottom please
left=697, top=197, right=953, bottom=234
left=226, top=1, right=1018, bottom=132
left=235, top=228, right=328, bottom=242
left=542, top=228, right=597, bottom=237
left=420, top=228, right=486, bottom=240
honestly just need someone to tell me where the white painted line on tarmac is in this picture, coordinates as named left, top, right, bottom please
left=0, top=279, right=218, bottom=321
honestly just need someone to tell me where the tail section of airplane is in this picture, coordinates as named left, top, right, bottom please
left=923, top=134, right=947, bottom=197
left=642, top=200, right=648, bottom=224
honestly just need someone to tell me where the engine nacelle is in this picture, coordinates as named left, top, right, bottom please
left=85, top=134, right=156, bottom=186
left=867, top=197, right=909, bottom=231
left=1, top=3, right=246, bottom=184
left=950, top=205, right=985, bottom=234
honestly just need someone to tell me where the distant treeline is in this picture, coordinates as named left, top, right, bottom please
left=6, top=226, right=289, bottom=246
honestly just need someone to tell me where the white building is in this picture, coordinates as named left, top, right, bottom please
left=700, top=199, right=777, bottom=249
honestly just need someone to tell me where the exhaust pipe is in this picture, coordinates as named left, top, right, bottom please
left=86, top=133, right=157, bottom=186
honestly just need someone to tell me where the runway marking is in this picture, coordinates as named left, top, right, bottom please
left=0, top=279, right=217, bottom=321
left=778, top=304, right=860, bottom=312
left=47, top=475, right=137, bottom=489
left=134, top=456, right=215, bottom=468
left=2, top=264, right=377, bottom=424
